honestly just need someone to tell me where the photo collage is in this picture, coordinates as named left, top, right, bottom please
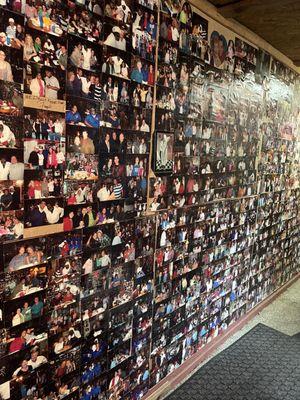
left=0, top=0, right=299, bottom=399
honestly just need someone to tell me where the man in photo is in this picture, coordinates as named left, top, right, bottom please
left=27, top=347, right=48, bottom=369
left=104, top=26, right=126, bottom=51
left=66, top=105, right=82, bottom=125
left=27, top=201, right=46, bottom=226
left=0, top=157, right=10, bottom=180
left=0, top=121, right=16, bottom=147
left=84, top=108, right=101, bottom=128
left=45, top=69, right=60, bottom=100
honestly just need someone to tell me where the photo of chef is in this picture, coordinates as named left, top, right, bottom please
left=154, top=131, right=174, bottom=173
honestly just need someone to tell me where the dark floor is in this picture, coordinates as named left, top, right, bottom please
left=167, top=324, right=300, bottom=400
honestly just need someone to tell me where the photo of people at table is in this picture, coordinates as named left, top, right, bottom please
left=0, top=115, right=23, bottom=147
left=25, top=0, right=68, bottom=37
left=66, top=98, right=102, bottom=128
left=23, top=28, right=67, bottom=69
left=65, top=153, right=99, bottom=180
left=0, top=209, right=23, bottom=242
left=0, top=81, right=23, bottom=116
left=4, top=264, right=47, bottom=301
left=0, top=8, right=24, bottom=49
left=68, top=3, right=103, bottom=43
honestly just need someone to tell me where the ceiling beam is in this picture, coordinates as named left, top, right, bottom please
left=217, top=0, right=267, bottom=18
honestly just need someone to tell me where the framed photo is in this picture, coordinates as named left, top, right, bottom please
left=153, top=131, right=174, bottom=174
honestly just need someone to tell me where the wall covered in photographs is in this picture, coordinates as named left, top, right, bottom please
left=0, top=0, right=299, bottom=399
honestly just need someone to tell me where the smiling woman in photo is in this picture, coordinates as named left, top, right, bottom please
left=0, top=50, right=13, bottom=82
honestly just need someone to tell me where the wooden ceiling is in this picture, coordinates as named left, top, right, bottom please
left=208, top=0, right=300, bottom=66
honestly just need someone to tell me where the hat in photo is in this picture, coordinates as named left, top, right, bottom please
left=112, top=26, right=121, bottom=34
left=8, top=18, right=15, bottom=23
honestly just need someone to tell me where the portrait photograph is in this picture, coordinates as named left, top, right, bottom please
left=154, top=131, right=174, bottom=174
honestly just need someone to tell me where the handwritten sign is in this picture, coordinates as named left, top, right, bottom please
left=24, top=94, right=66, bottom=113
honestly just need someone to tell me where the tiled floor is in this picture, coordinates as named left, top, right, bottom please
left=164, top=278, right=300, bottom=399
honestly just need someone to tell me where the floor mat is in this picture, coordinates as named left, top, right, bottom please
left=166, top=324, right=300, bottom=400
left=292, top=332, right=300, bottom=340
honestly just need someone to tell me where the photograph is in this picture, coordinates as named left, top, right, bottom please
left=66, top=97, right=101, bottom=128
left=0, top=210, right=24, bottom=241
left=24, top=198, right=64, bottom=228
left=1, top=0, right=25, bottom=14
left=0, top=115, right=23, bottom=148
left=104, top=0, right=132, bottom=26
left=24, top=108, right=65, bottom=142
left=0, top=81, right=23, bottom=117
left=66, top=124, right=98, bottom=155
left=132, top=6, right=157, bottom=61
left=102, top=22, right=130, bottom=52
left=0, top=8, right=24, bottom=49
left=130, top=55, right=155, bottom=86
left=68, top=0, right=104, bottom=16
left=154, top=132, right=174, bottom=173
left=65, top=153, right=99, bottom=180
left=66, top=68, right=106, bottom=101
left=24, top=63, right=66, bottom=100
left=102, top=47, right=131, bottom=79
left=0, top=45, right=23, bottom=83
left=68, top=4, right=103, bottom=43
left=24, top=141, right=66, bottom=171
left=68, top=35, right=102, bottom=72
left=25, top=0, right=68, bottom=37
left=0, top=148, right=24, bottom=181
left=0, top=180, right=23, bottom=211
